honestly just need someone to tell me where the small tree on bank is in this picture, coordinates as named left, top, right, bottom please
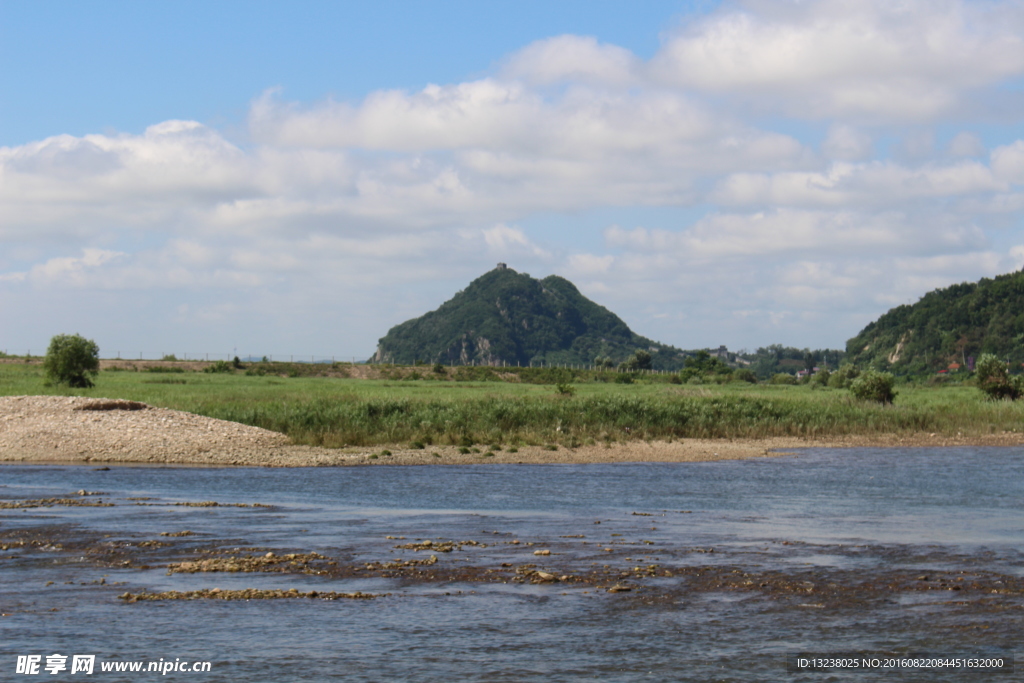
left=975, top=353, right=1023, bottom=400
left=43, top=334, right=100, bottom=388
left=849, top=369, right=896, bottom=404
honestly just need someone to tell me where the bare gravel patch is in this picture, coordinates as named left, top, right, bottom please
left=0, top=395, right=349, bottom=466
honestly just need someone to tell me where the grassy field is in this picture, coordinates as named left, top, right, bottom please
left=2, top=360, right=1021, bottom=447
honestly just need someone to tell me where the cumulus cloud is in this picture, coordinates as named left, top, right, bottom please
left=479, top=224, right=551, bottom=258
left=822, top=125, right=873, bottom=161
left=948, top=132, right=985, bottom=158
left=649, top=0, right=1024, bottom=120
left=502, top=35, right=641, bottom=87
left=713, top=160, right=1005, bottom=210
left=6, top=0, right=1024, bottom=353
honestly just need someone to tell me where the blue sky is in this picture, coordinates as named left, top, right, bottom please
left=4, top=0, right=1024, bottom=360
left=0, top=1, right=695, bottom=145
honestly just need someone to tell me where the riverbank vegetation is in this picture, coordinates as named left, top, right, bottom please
left=2, top=359, right=1021, bottom=449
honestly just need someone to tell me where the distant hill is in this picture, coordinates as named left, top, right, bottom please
left=846, top=269, right=1024, bottom=374
left=372, top=265, right=688, bottom=368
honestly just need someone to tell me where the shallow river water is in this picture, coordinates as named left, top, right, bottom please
left=1, top=447, right=1021, bottom=681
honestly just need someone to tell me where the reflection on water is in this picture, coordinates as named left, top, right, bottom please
left=1, top=447, right=1021, bottom=681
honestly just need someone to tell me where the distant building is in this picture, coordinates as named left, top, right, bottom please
left=496, top=262, right=507, bottom=270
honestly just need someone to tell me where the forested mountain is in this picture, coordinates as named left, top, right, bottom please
left=372, top=266, right=688, bottom=368
left=845, top=269, right=1024, bottom=375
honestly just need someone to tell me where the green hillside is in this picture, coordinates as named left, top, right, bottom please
left=846, top=269, right=1024, bottom=375
left=372, top=266, right=687, bottom=368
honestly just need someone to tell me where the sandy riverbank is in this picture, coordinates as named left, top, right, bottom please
left=2, top=395, right=1022, bottom=467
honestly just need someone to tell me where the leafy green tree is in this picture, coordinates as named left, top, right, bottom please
left=43, top=334, right=100, bottom=388
left=975, top=353, right=1023, bottom=400
left=811, top=368, right=831, bottom=387
left=828, top=364, right=860, bottom=388
left=804, top=352, right=815, bottom=374
left=684, top=349, right=732, bottom=376
left=849, top=370, right=896, bottom=404
left=618, top=349, right=652, bottom=371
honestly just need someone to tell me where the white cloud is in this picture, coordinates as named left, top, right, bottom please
left=648, top=0, right=1024, bottom=121
left=6, top=1, right=1024, bottom=354
left=502, top=35, right=640, bottom=87
left=822, top=124, right=872, bottom=161
left=566, top=253, right=614, bottom=275
left=991, top=140, right=1024, bottom=184
left=479, top=224, right=551, bottom=258
left=948, top=132, right=985, bottom=158
left=714, top=160, right=1004, bottom=209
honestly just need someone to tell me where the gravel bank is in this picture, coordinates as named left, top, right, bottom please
left=0, top=395, right=341, bottom=466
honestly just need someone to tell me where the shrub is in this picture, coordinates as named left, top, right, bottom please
left=849, top=370, right=897, bottom=404
left=433, top=362, right=446, bottom=374
left=232, top=356, right=244, bottom=369
left=770, top=373, right=797, bottom=386
left=828, top=364, right=860, bottom=389
left=204, top=360, right=233, bottom=374
left=618, top=349, right=652, bottom=371
left=161, top=354, right=178, bottom=361
left=733, top=368, right=757, bottom=383
left=676, top=367, right=699, bottom=383
left=811, top=368, right=831, bottom=387
left=975, top=353, right=1023, bottom=400
left=555, top=382, right=576, bottom=397
left=43, top=334, right=100, bottom=388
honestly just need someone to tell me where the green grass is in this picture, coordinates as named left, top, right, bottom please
left=2, top=361, right=1021, bottom=447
